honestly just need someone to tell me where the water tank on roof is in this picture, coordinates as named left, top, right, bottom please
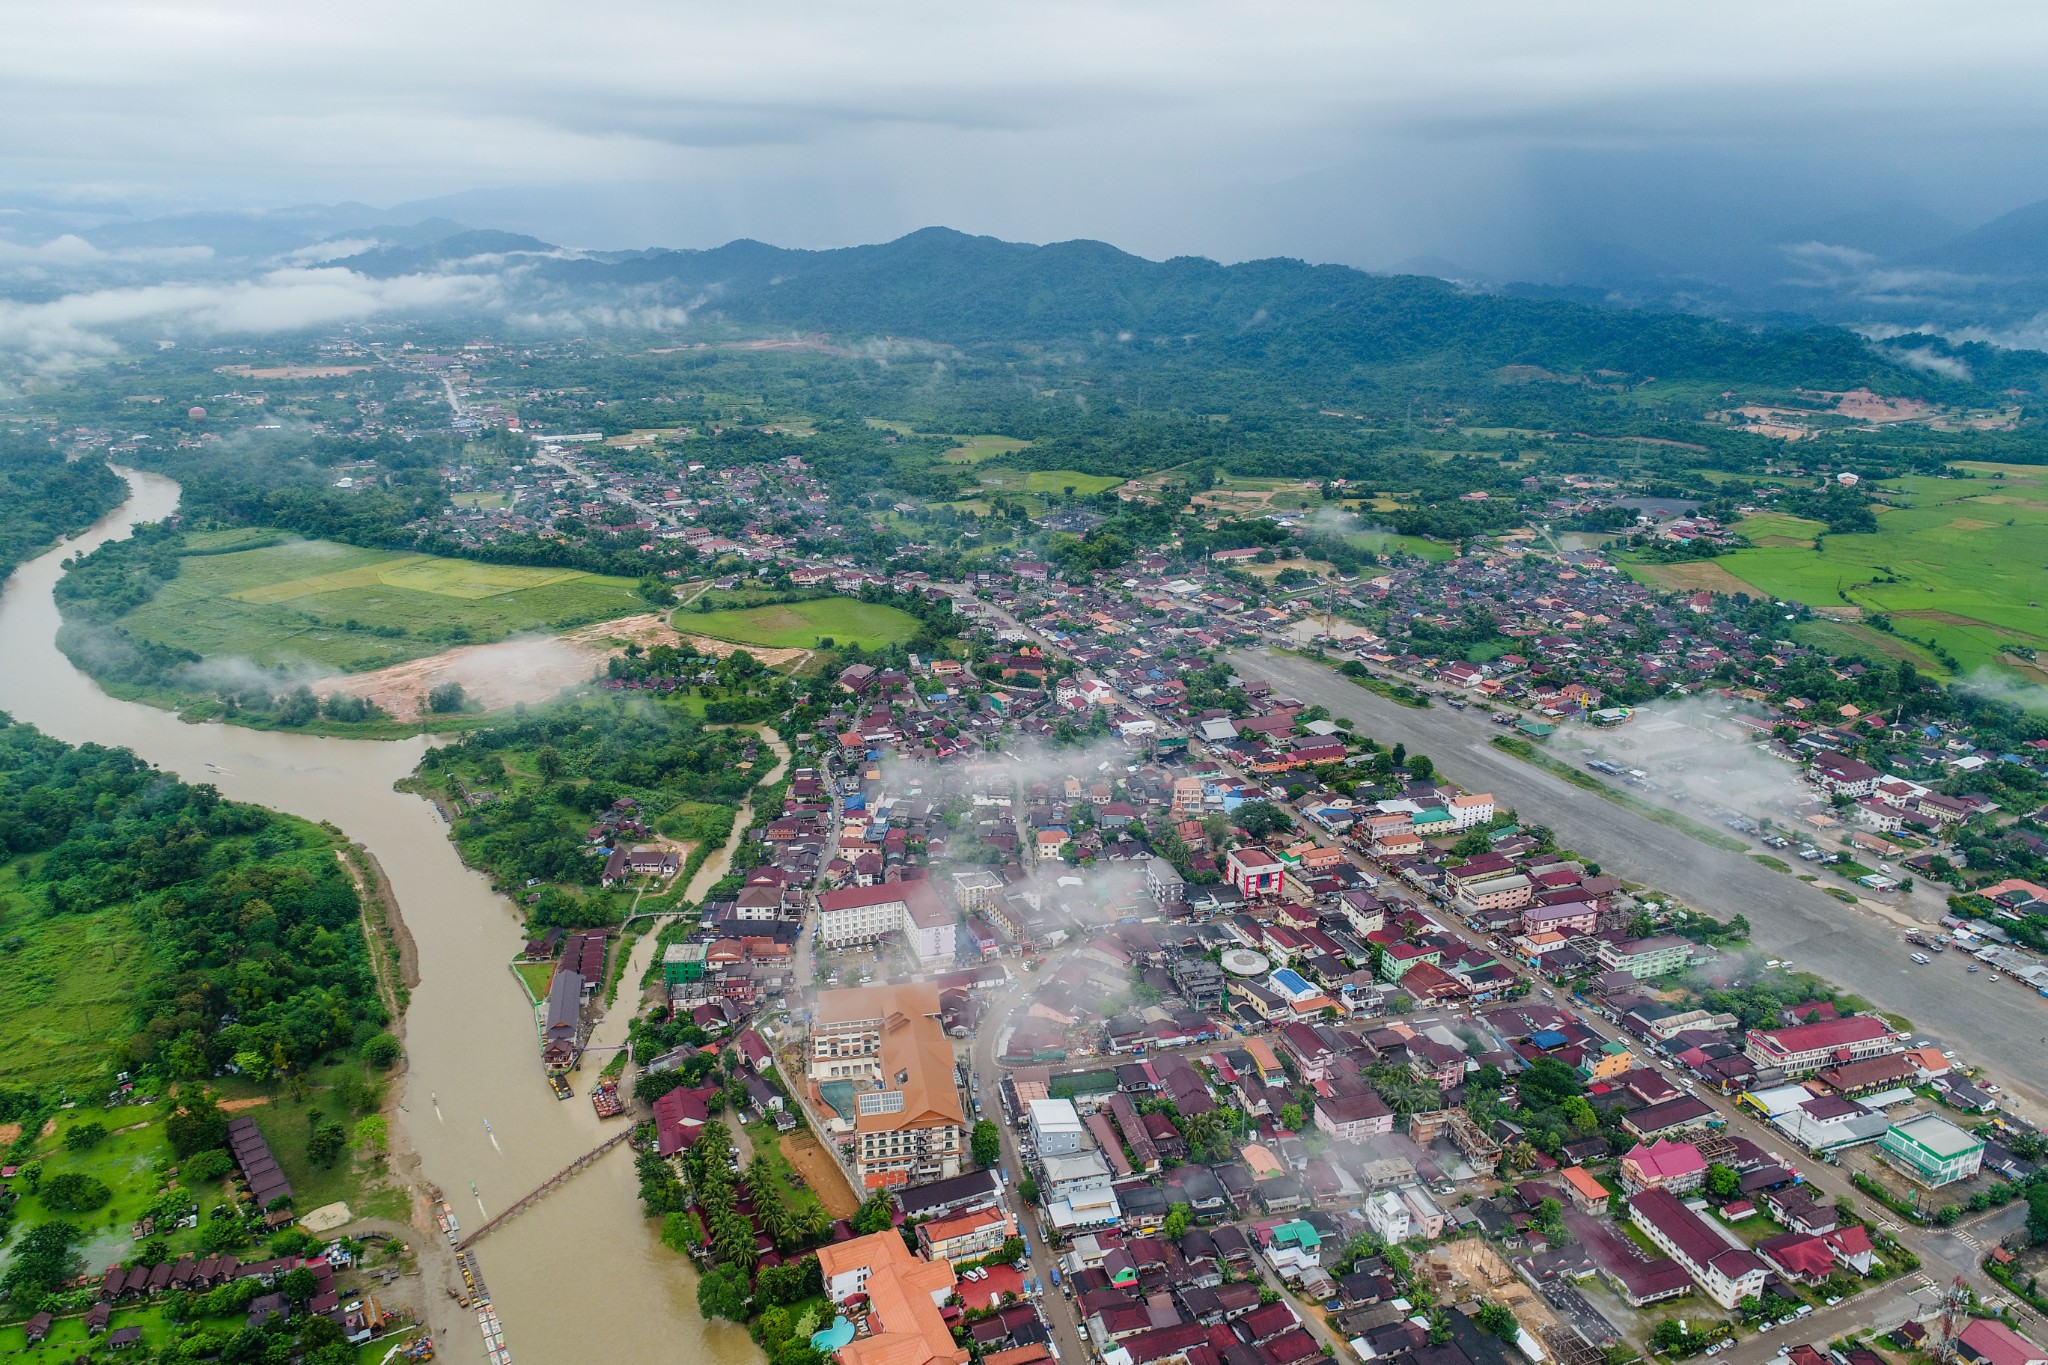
left=1220, top=948, right=1270, bottom=977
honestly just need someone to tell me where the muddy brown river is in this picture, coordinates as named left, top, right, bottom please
left=0, top=470, right=758, bottom=1365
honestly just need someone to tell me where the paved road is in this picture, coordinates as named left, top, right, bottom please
left=971, top=964, right=1096, bottom=1365
left=1236, top=649, right=2048, bottom=1117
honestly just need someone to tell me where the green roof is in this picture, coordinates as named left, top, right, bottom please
left=1273, top=1220, right=1321, bottom=1249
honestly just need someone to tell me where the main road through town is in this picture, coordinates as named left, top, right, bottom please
left=1232, top=649, right=2048, bottom=1117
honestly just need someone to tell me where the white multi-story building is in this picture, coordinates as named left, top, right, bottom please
left=815, top=880, right=958, bottom=963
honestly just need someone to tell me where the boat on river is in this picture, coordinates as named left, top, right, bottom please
left=590, top=1078, right=623, bottom=1118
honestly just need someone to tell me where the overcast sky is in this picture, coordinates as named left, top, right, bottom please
left=6, top=1, right=2048, bottom=269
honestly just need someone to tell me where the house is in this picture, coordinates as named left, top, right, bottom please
left=1619, top=1140, right=1706, bottom=1195
left=1628, top=1187, right=1769, bottom=1308
left=1810, top=753, right=1881, bottom=798
left=1315, top=1090, right=1395, bottom=1142
left=1560, top=1166, right=1609, bottom=1214
left=1955, top=1319, right=2048, bottom=1365
left=1029, top=1098, right=1086, bottom=1156
left=918, top=1205, right=1017, bottom=1263
left=816, top=1230, right=969, bottom=1365
left=1757, top=1231, right=1836, bottom=1286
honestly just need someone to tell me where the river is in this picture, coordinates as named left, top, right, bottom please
left=0, top=470, right=760, bottom=1365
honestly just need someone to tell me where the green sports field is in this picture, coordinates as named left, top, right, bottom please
left=687, top=596, right=919, bottom=651
left=1631, top=465, right=2048, bottom=680
left=118, top=536, right=646, bottom=672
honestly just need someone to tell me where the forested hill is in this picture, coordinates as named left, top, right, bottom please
left=343, top=226, right=2021, bottom=401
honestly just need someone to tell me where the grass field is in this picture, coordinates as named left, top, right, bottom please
left=0, top=863, right=147, bottom=1088
left=1339, top=528, right=1457, bottom=562
left=1790, top=618, right=1947, bottom=672
left=687, top=596, right=919, bottom=651
left=117, top=537, right=646, bottom=673
left=974, top=468, right=1124, bottom=496
left=942, top=434, right=1032, bottom=463
left=1643, top=467, right=2048, bottom=678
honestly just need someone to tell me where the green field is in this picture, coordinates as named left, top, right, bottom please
left=1681, top=468, right=2048, bottom=678
left=975, top=468, right=1124, bottom=496
left=117, top=537, right=646, bottom=672
left=687, top=596, right=919, bottom=651
left=1790, top=618, right=1946, bottom=672
left=942, top=434, right=1032, bottom=463
left=1340, top=528, right=1457, bottom=562
left=0, top=863, right=147, bottom=1088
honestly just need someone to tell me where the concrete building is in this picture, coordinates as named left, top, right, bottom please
left=1629, top=1187, right=1769, bottom=1309
left=1226, top=847, right=1284, bottom=899
left=1028, top=1098, right=1086, bottom=1156
left=1595, top=935, right=1693, bottom=979
left=1879, top=1112, right=1985, bottom=1187
left=816, top=880, right=958, bottom=963
left=809, top=984, right=965, bottom=1189
left=1744, top=1016, right=1904, bottom=1076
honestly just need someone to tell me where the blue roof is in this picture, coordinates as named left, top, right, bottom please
left=1530, top=1029, right=1570, bottom=1050
left=1272, top=968, right=1313, bottom=994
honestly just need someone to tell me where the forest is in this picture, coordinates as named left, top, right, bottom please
left=412, top=695, right=764, bottom=929
left=0, top=438, right=124, bottom=578
left=0, top=716, right=383, bottom=1084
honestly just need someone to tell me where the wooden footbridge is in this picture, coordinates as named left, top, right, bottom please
left=455, top=1129, right=636, bottom=1249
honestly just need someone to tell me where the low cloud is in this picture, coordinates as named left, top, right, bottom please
left=1956, top=667, right=2048, bottom=714
left=1889, top=345, right=1973, bottom=381
left=0, top=233, right=215, bottom=268
left=0, top=264, right=500, bottom=367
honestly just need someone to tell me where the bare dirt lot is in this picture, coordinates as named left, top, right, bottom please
left=314, top=614, right=808, bottom=718
left=779, top=1131, right=860, bottom=1218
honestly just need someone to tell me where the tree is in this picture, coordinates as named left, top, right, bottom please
left=1235, top=802, right=1291, bottom=840
left=1, top=1220, right=83, bottom=1308
left=166, top=1091, right=229, bottom=1156
left=1704, top=1163, right=1742, bottom=1199
left=1474, top=1302, right=1519, bottom=1340
left=536, top=744, right=564, bottom=783
left=428, top=681, right=467, bottom=713
left=852, top=1191, right=895, bottom=1235
left=1164, top=1202, right=1191, bottom=1242
left=697, top=1264, right=751, bottom=1321
left=2028, top=1182, right=2048, bottom=1245
left=360, top=1033, right=402, bottom=1069
left=305, top=1114, right=347, bottom=1167
left=972, top=1120, right=1001, bottom=1168
left=40, top=1172, right=111, bottom=1212
left=63, top=1121, right=108, bottom=1151
left=280, top=1266, right=319, bottom=1306
left=1280, top=1102, right=1305, bottom=1132
left=1406, top=755, right=1434, bottom=782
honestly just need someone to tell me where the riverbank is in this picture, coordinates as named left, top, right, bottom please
left=0, top=467, right=763, bottom=1365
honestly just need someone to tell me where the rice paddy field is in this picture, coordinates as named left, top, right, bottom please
left=1629, top=464, right=2048, bottom=680
left=117, top=535, right=647, bottom=672
left=686, top=595, right=919, bottom=651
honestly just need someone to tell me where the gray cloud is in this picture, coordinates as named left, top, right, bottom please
left=0, top=0, right=2046, bottom=271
